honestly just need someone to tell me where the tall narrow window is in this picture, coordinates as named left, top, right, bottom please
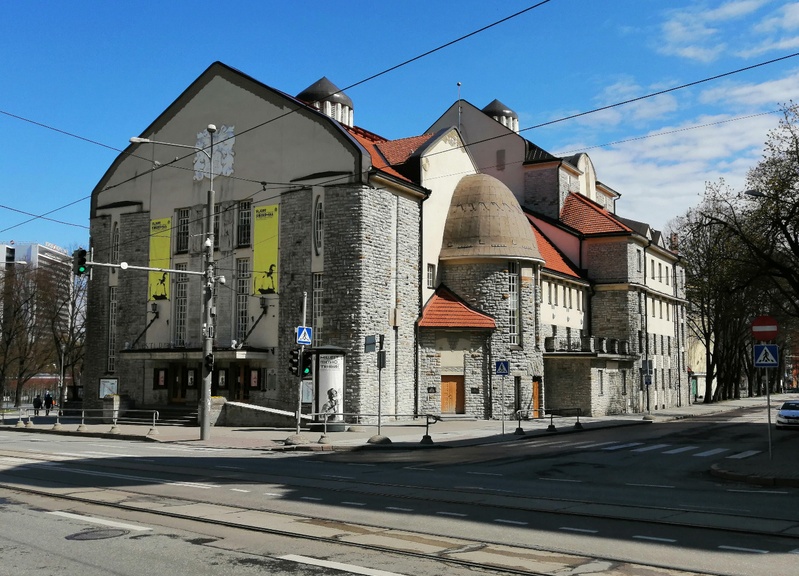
left=174, top=263, right=188, bottom=346
left=312, top=273, right=323, bottom=347
left=426, top=264, right=435, bottom=289
left=235, top=258, right=250, bottom=340
left=111, top=223, right=120, bottom=263
left=237, top=200, right=252, bottom=247
left=508, top=262, right=520, bottom=345
left=176, top=208, right=190, bottom=253
left=314, top=196, right=324, bottom=255
left=107, top=287, right=117, bottom=372
left=636, top=249, right=642, bottom=273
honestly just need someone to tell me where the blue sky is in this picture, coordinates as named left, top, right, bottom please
left=2, top=0, right=799, bottom=251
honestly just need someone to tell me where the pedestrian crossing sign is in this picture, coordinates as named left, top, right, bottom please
left=754, top=344, right=779, bottom=368
left=495, top=361, right=509, bottom=376
left=296, top=326, right=312, bottom=346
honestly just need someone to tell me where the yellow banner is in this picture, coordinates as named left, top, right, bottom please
left=253, top=205, right=279, bottom=295
left=148, top=218, right=171, bottom=301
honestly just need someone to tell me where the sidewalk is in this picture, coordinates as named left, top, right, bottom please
left=2, top=394, right=798, bottom=487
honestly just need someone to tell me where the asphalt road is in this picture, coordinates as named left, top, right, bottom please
left=0, top=407, right=797, bottom=576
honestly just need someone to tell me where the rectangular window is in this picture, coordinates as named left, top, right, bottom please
left=508, top=262, right=519, bottom=345
left=554, top=283, right=558, bottom=306
left=622, top=371, right=627, bottom=395
left=568, top=287, right=573, bottom=309
left=665, top=265, right=670, bottom=285
left=176, top=208, right=190, bottom=253
left=547, top=282, right=552, bottom=305
left=637, top=249, right=642, bottom=272
left=174, top=263, right=188, bottom=346
left=658, top=263, right=662, bottom=282
left=235, top=258, right=250, bottom=340
left=599, top=370, right=604, bottom=395
left=312, top=273, right=323, bottom=347
left=427, top=264, right=435, bottom=289
left=659, top=301, right=663, bottom=318
left=107, top=287, right=117, bottom=372
left=651, top=259, right=655, bottom=279
left=237, top=200, right=252, bottom=247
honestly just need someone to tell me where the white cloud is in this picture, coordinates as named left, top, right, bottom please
left=699, top=69, right=799, bottom=107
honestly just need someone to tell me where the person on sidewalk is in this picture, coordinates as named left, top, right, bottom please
left=44, top=393, right=54, bottom=416
left=32, top=395, right=42, bottom=416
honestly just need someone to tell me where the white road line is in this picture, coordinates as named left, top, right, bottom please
left=539, top=478, right=582, bottom=483
left=403, top=466, right=433, bottom=471
left=348, top=463, right=376, bottom=467
left=300, top=496, right=322, bottom=501
left=279, top=554, right=408, bottom=576
left=662, top=446, right=698, bottom=454
left=718, top=545, right=768, bottom=554
left=726, top=450, right=761, bottom=459
left=560, top=527, right=597, bottom=534
left=693, top=448, right=730, bottom=457
left=575, top=441, right=618, bottom=449
left=437, top=511, right=467, bottom=517
left=230, top=488, right=250, bottom=493
left=215, top=465, right=245, bottom=470
left=634, top=535, right=677, bottom=543
left=602, top=442, right=644, bottom=451
left=466, top=471, right=503, bottom=477
left=32, top=463, right=219, bottom=488
left=263, top=492, right=282, bottom=496
left=386, top=506, right=414, bottom=512
left=322, top=474, right=354, bottom=480
left=342, top=501, right=366, bottom=506
left=631, top=444, right=671, bottom=452
left=790, top=548, right=799, bottom=554
left=626, top=483, right=674, bottom=489
left=727, top=489, right=788, bottom=495
left=495, top=519, right=528, bottom=526
left=48, top=511, right=151, bottom=532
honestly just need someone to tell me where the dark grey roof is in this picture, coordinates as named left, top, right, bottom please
left=296, top=77, right=353, bottom=108
left=482, top=99, right=518, bottom=119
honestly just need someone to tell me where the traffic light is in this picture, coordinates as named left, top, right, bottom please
left=72, top=248, right=88, bottom=276
left=204, top=353, right=214, bottom=372
left=301, top=352, right=313, bottom=378
left=289, top=348, right=300, bottom=375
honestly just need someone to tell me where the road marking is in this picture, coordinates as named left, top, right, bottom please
left=693, top=448, right=729, bottom=457
left=342, top=501, right=367, bottom=506
left=230, top=488, right=250, bottom=493
left=386, top=506, right=414, bottom=512
left=348, top=463, right=376, bottom=467
left=215, top=465, right=245, bottom=470
left=634, top=535, right=676, bottom=543
left=726, top=450, right=760, bottom=459
left=495, top=519, right=528, bottom=526
left=790, top=548, right=799, bottom=554
left=631, top=444, right=671, bottom=452
left=727, top=489, right=788, bottom=495
left=539, top=478, right=582, bottom=483
left=467, top=471, right=503, bottom=477
left=626, top=483, right=674, bottom=489
left=263, top=492, right=282, bottom=496
left=323, top=474, right=354, bottom=480
left=576, top=441, right=618, bottom=448
left=279, top=554, right=408, bottom=576
left=403, top=466, right=433, bottom=471
left=49, top=511, right=151, bottom=531
left=602, top=442, right=644, bottom=451
left=300, top=496, right=322, bottom=501
left=560, top=527, right=597, bottom=534
left=718, top=545, right=768, bottom=554
left=662, top=446, right=698, bottom=454
left=437, top=511, right=467, bottom=517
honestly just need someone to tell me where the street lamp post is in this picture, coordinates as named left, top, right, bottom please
left=130, top=124, right=217, bottom=440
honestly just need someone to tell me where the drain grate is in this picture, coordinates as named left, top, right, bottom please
left=66, top=528, right=130, bottom=541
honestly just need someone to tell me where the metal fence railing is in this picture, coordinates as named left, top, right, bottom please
left=10, top=407, right=160, bottom=436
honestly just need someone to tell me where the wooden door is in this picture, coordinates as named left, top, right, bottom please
left=532, top=377, right=542, bottom=418
left=441, top=376, right=465, bottom=414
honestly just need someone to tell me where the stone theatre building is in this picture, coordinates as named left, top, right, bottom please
left=82, top=62, right=687, bottom=423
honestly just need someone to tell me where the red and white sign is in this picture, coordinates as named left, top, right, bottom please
left=751, top=315, right=778, bottom=341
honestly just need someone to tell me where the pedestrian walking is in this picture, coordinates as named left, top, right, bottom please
left=32, top=395, right=42, bottom=416
left=44, top=392, right=54, bottom=416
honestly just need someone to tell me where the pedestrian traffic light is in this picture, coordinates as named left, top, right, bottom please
left=204, top=353, right=214, bottom=372
left=72, top=248, right=88, bottom=276
left=289, top=348, right=300, bottom=375
left=301, top=352, right=312, bottom=378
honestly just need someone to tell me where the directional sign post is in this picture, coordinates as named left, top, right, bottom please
left=751, top=316, right=778, bottom=461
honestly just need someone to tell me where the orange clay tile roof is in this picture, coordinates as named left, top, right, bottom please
left=527, top=218, right=581, bottom=279
left=560, top=193, right=633, bottom=235
left=419, top=285, right=496, bottom=329
left=376, top=134, right=434, bottom=167
left=343, top=125, right=411, bottom=182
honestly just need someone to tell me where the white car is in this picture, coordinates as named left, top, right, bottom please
left=776, top=401, right=799, bottom=430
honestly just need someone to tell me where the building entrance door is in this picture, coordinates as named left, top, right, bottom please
left=440, top=376, right=465, bottom=414
left=168, top=363, right=186, bottom=403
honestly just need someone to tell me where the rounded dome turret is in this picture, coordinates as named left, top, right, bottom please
left=440, top=174, right=542, bottom=261
left=296, top=77, right=354, bottom=127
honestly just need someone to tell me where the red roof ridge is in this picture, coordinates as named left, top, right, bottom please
left=560, top=193, right=633, bottom=235
left=419, top=285, right=496, bottom=329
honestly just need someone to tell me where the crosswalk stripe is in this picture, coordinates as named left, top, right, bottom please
left=662, top=446, right=698, bottom=454
left=631, top=443, right=671, bottom=452
left=693, top=448, right=730, bottom=457
left=726, top=450, right=761, bottom=459
left=602, top=442, right=645, bottom=451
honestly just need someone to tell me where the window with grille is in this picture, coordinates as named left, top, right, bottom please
left=237, top=201, right=252, bottom=247
left=312, top=273, right=323, bottom=347
left=426, top=264, right=435, bottom=289
left=107, top=287, right=117, bottom=372
left=508, top=262, right=520, bottom=345
left=235, top=258, right=250, bottom=339
left=174, top=264, right=188, bottom=346
left=314, top=196, right=324, bottom=255
left=176, top=208, right=190, bottom=252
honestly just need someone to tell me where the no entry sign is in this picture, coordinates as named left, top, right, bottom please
left=751, top=315, right=778, bottom=341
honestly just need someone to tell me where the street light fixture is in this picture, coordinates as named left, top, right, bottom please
left=130, top=124, right=217, bottom=440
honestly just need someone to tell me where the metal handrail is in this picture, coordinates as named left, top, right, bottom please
left=14, top=407, right=160, bottom=435
left=307, top=412, right=441, bottom=444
